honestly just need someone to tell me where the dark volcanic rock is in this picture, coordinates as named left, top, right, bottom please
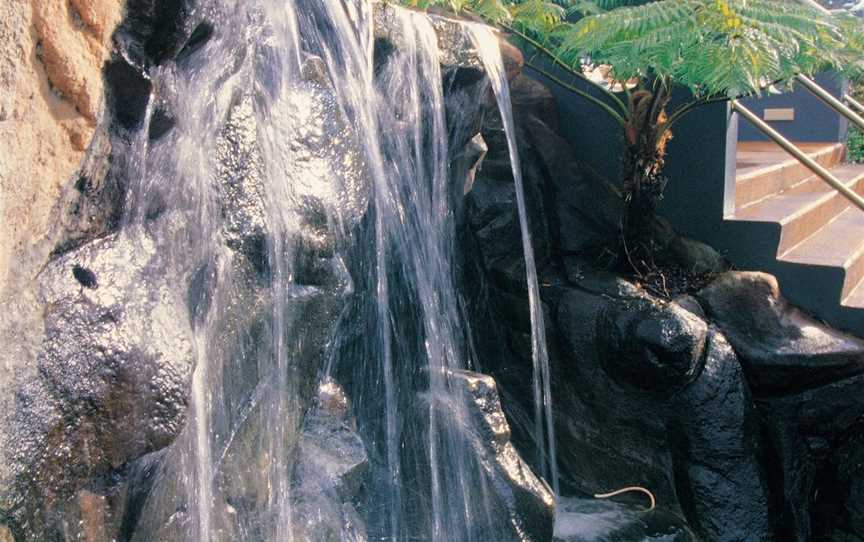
left=104, top=57, right=154, bottom=132
left=596, top=296, right=707, bottom=391
left=552, top=285, right=771, bottom=541
left=670, top=330, right=770, bottom=540
left=698, top=271, right=864, bottom=394
left=447, top=369, right=556, bottom=542
left=755, top=373, right=864, bottom=540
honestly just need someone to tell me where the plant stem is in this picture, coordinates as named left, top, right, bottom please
left=478, top=16, right=630, bottom=116
left=523, top=62, right=627, bottom=126
left=665, top=95, right=731, bottom=130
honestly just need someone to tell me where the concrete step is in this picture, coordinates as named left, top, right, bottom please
left=845, top=280, right=864, bottom=310
left=735, top=142, right=845, bottom=209
left=781, top=206, right=864, bottom=302
left=732, top=165, right=864, bottom=255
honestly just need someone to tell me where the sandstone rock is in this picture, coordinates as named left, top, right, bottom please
left=0, top=0, right=124, bottom=295
left=698, top=271, right=864, bottom=393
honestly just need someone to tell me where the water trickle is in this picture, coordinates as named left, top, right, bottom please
left=466, top=24, right=560, bottom=498
left=100, top=1, right=555, bottom=540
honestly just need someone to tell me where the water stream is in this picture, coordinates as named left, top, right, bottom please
left=113, top=1, right=558, bottom=540
left=467, top=24, right=559, bottom=498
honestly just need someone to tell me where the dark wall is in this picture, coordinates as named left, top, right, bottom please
left=524, top=63, right=731, bottom=237
left=524, top=61, right=625, bottom=183
left=737, top=73, right=849, bottom=143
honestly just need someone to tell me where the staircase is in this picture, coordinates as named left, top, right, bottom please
left=724, top=141, right=864, bottom=332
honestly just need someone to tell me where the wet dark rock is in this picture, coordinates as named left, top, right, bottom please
left=670, top=330, right=770, bottom=540
left=72, top=264, right=99, bottom=289
left=104, top=57, right=153, bottom=131
left=0, top=227, right=195, bottom=538
left=175, top=21, right=214, bottom=63
left=291, top=379, right=369, bottom=541
left=754, top=372, right=864, bottom=540
left=596, top=296, right=707, bottom=391
left=511, top=75, right=558, bottom=132
left=447, top=369, right=556, bottom=542
left=549, top=285, right=771, bottom=541
left=122, top=0, right=196, bottom=66
left=52, top=129, right=127, bottom=256
left=697, top=271, right=864, bottom=394
left=462, top=71, right=777, bottom=541
left=813, top=428, right=864, bottom=541
left=148, top=106, right=176, bottom=141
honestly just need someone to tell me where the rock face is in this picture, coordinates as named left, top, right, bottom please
left=447, top=369, right=556, bottom=541
left=291, top=379, right=369, bottom=542
left=0, top=0, right=124, bottom=295
left=0, top=227, right=195, bottom=538
left=461, top=66, right=864, bottom=542
left=1, top=2, right=556, bottom=540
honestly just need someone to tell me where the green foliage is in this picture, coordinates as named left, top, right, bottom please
left=848, top=127, right=864, bottom=163
left=399, top=0, right=864, bottom=101
left=848, top=79, right=864, bottom=163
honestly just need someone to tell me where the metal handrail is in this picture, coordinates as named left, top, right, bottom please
left=731, top=99, right=864, bottom=213
left=796, top=75, right=864, bottom=133
left=845, top=93, right=864, bottom=115
left=798, top=0, right=831, bottom=13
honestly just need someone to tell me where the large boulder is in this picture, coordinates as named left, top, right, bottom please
left=697, top=271, right=864, bottom=540
left=698, top=271, right=864, bottom=394
left=553, top=285, right=771, bottom=541
left=0, top=226, right=195, bottom=539
left=446, top=369, right=557, bottom=541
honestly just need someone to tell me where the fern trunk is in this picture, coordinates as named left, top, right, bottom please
left=621, top=86, right=671, bottom=243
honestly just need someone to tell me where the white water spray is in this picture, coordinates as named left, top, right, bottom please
left=467, top=24, right=560, bottom=498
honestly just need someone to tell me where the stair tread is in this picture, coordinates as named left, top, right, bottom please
left=733, top=165, right=864, bottom=224
left=844, top=280, right=864, bottom=309
left=781, top=207, right=864, bottom=267
left=736, top=142, right=844, bottom=181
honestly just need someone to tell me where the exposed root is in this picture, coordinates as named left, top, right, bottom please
left=593, top=486, right=656, bottom=512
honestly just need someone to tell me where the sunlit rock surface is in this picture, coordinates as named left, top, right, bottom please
left=447, top=369, right=556, bottom=541
left=0, top=0, right=124, bottom=294
left=0, top=227, right=195, bottom=539
left=291, top=379, right=369, bottom=541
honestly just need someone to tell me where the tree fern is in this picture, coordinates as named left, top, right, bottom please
left=399, top=0, right=861, bottom=98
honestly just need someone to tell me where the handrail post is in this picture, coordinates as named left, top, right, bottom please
left=731, top=99, right=864, bottom=213
left=796, top=74, right=864, bottom=133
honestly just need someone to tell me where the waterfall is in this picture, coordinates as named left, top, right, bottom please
left=466, top=24, right=559, bottom=498
left=106, top=1, right=554, bottom=540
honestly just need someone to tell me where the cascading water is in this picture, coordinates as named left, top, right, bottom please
left=106, top=1, right=556, bottom=540
left=467, top=24, right=559, bottom=498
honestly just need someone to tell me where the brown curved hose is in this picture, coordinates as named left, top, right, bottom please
left=593, top=486, right=656, bottom=512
